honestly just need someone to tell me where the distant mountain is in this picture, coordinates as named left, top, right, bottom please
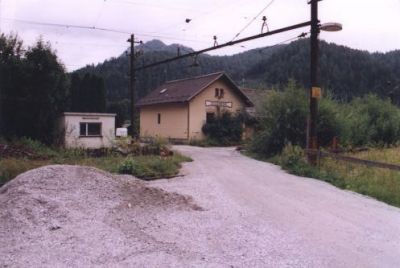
left=137, top=39, right=194, bottom=54
left=76, top=39, right=283, bottom=102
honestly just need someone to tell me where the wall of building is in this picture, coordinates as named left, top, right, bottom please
left=139, top=103, right=188, bottom=140
left=61, top=113, right=116, bottom=148
left=188, top=80, right=247, bottom=140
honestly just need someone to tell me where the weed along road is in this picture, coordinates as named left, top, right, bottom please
left=2, top=146, right=400, bottom=267
left=151, top=146, right=400, bottom=267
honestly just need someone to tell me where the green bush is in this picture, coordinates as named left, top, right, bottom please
left=14, top=137, right=57, bottom=157
left=117, top=154, right=190, bottom=179
left=249, top=81, right=400, bottom=158
left=278, top=143, right=306, bottom=169
left=340, top=95, right=400, bottom=146
left=201, top=112, right=243, bottom=145
left=250, top=81, right=308, bottom=157
left=276, top=144, right=346, bottom=188
left=118, top=158, right=137, bottom=174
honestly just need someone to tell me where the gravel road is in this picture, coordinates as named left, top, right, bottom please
left=1, top=146, right=400, bottom=267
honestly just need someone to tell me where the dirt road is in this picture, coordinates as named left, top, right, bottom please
left=152, top=146, right=400, bottom=267
left=1, top=146, right=400, bottom=267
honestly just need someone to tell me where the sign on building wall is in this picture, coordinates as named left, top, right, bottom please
left=205, top=100, right=233, bottom=108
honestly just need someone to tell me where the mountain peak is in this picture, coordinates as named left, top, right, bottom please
left=137, top=39, right=194, bottom=54
left=141, top=39, right=167, bottom=51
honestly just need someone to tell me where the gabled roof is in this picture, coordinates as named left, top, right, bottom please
left=137, top=72, right=253, bottom=107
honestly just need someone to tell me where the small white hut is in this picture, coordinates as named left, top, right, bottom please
left=60, top=112, right=116, bottom=149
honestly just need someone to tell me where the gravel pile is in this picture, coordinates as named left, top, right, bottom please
left=0, top=165, right=202, bottom=267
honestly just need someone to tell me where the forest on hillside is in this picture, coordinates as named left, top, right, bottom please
left=77, top=39, right=400, bottom=103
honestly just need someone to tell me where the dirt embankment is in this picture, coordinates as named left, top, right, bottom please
left=0, top=165, right=202, bottom=267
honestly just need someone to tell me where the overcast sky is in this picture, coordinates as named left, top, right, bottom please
left=1, top=0, right=399, bottom=71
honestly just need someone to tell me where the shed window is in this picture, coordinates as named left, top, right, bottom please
left=215, top=88, right=219, bottom=97
left=157, top=113, right=161, bottom=124
left=80, top=122, right=101, bottom=137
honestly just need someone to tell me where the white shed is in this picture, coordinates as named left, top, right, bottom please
left=60, top=112, right=116, bottom=149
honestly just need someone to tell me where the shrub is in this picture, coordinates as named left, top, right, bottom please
left=341, top=95, right=400, bottom=146
left=201, top=112, right=243, bottom=145
left=118, top=158, right=137, bottom=174
left=317, top=97, right=342, bottom=147
left=142, top=136, right=170, bottom=155
left=250, top=81, right=308, bottom=157
left=117, top=155, right=185, bottom=179
left=278, top=143, right=306, bottom=169
left=250, top=81, right=349, bottom=158
left=14, top=137, right=57, bottom=158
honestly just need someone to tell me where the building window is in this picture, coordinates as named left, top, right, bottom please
left=80, top=122, right=101, bottom=137
left=206, top=112, right=215, bottom=123
left=157, top=113, right=161, bottom=124
left=215, top=88, right=224, bottom=98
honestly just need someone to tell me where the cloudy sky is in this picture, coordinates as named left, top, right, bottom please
left=1, top=0, right=399, bottom=71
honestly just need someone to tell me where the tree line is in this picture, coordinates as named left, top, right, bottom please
left=0, top=34, right=106, bottom=144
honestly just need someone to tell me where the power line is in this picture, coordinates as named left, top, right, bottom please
left=0, top=17, right=209, bottom=44
left=93, top=0, right=107, bottom=28
left=231, top=0, right=275, bottom=42
left=0, top=17, right=131, bottom=34
left=153, top=0, right=247, bottom=36
left=257, top=32, right=309, bottom=54
left=110, top=0, right=203, bottom=13
left=54, top=40, right=129, bottom=48
left=135, top=20, right=312, bottom=71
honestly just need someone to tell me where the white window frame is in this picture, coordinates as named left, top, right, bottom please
left=79, top=122, right=102, bottom=137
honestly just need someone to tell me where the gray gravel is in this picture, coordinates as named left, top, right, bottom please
left=1, top=146, right=400, bottom=267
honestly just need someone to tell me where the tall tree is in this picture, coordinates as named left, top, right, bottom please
left=68, top=73, right=106, bottom=113
left=0, top=35, right=68, bottom=144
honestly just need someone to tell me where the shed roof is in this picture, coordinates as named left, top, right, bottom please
left=62, top=112, right=116, bottom=117
left=137, top=72, right=253, bottom=107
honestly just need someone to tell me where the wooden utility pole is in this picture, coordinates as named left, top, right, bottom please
left=308, top=0, right=321, bottom=164
left=128, top=34, right=137, bottom=138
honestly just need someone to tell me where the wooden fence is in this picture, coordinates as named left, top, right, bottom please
left=307, top=149, right=400, bottom=171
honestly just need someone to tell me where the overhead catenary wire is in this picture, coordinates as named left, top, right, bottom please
left=257, top=31, right=309, bottom=54
left=135, top=20, right=312, bottom=71
left=231, top=0, right=275, bottom=42
left=153, top=0, right=248, bottom=36
left=111, top=0, right=203, bottom=13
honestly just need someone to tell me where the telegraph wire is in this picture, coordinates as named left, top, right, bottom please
left=257, top=31, right=309, bottom=54
left=110, top=0, right=202, bottom=13
left=135, top=21, right=312, bottom=71
left=0, top=17, right=131, bottom=34
left=0, top=17, right=209, bottom=44
left=231, top=0, right=275, bottom=42
left=153, top=0, right=247, bottom=36
left=93, top=0, right=107, bottom=28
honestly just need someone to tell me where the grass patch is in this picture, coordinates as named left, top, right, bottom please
left=0, top=139, right=192, bottom=186
left=269, top=144, right=400, bottom=207
left=118, top=153, right=191, bottom=180
left=0, top=158, right=50, bottom=185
